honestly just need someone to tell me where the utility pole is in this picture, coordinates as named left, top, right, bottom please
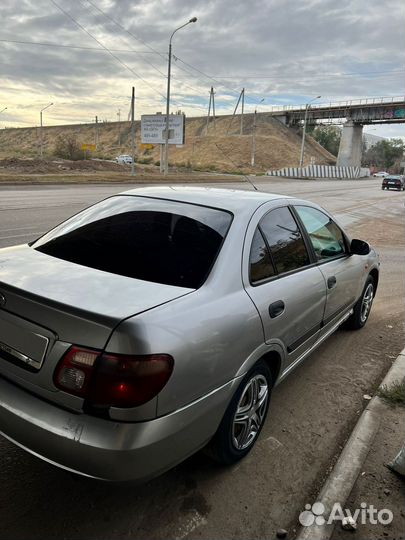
left=226, top=88, right=245, bottom=135
left=211, top=87, right=216, bottom=130
left=299, top=105, right=309, bottom=168
left=206, top=88, right=212, bottom=135
left=240, top=88, right=245, bottom=135
left=130, top=86, right=136, bottom=176
left=39, top=102, right=53, bottom=159
left=95, top=115, right=99, bottom=149
left=251, top=109, right=257, bottom=167
left=251, top=99, right=264, bottom=167
left=206, top=87, right=216, bottom=134
left=300, top=95, right=321, bottom=167
left=117, top=108, right=121, bottom=146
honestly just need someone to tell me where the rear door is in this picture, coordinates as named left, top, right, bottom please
left=243, top=204, right=327, bottom=366
left=293, top=205, right=363, bottom=329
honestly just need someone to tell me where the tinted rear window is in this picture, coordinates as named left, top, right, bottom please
left=32, top=196, right=232, bottom=288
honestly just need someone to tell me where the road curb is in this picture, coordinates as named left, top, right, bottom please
left=295, top=348, right=405, bottom=540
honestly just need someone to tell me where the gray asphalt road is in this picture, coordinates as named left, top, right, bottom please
left=0, top=177, right=398, bottom=247
left=0, top=178, right=404, bottom=540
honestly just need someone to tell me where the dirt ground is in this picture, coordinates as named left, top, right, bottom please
left=331, top=402, right=405, bottom=540
left=0, top=158, right=247, bottom=183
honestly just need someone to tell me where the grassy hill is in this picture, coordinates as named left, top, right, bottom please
left=0, top=112, right=335, bottom=174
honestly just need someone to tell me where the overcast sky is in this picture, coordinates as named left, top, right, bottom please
left=0, top=0, right=404, bottom=139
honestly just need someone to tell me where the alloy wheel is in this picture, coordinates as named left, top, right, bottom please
left=232, top=374, right=269, bottom=450
left=360, top=283, right=374, bottom=323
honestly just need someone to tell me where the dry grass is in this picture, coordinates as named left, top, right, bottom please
left=0, top=113, right=335, bottom=175
left=0, top=171, right=245, bottom=184
left=378, top=378, right=405, bottom=406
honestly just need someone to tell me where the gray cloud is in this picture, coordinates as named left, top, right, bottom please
left=0, top=0, right=403, bottom=138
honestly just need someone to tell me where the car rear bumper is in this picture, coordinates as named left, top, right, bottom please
left=0, top=375, right=238, bottom=482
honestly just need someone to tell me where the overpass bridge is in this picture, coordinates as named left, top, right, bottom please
left=269, top=96, right=405, bottom=167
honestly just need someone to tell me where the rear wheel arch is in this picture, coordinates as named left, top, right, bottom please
left=259, top=350, right=282, bottom=386
left=369, top=268, right=379, bottom=294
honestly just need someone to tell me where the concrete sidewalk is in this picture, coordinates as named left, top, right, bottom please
left=331, top=399, right=405, bottom=540
left=296, top=349, right=405, bottom=540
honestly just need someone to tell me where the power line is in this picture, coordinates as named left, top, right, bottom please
left=80, top=0, right=209, bottom=101
left=0, top=38, right=164, bottom=54
left=202, top=69, right=405, bottom=80
left=78, top=0, right=167, bottom=77
left=173, top=55, right=266, bottom=105
left=2, top=36, right=401, bottom=88
left=49, top=0, right=167, bottom=99
left=83, top=0, right=166, bottom=59
left=50, top=0, right=208, bottom=113
left=77, top=1, right=261, bottom=107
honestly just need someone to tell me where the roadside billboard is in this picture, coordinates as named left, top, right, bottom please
left=141, top=114, right=185, bottom=145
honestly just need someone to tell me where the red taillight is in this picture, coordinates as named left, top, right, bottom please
left=87, top=353, right=174, bottom=408
left=54, top=347, right=174, bottom=408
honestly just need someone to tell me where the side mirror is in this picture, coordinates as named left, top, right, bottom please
left=350, top=239, right=370, bottom=256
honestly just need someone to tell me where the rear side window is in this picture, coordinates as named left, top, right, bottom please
left=260, top=207, right=310, bottom=274
left=295, top=206, right=346, bottom=260
left=32, top=196, right=232, bottom=289
left=249, top=228, right=275, bottom=283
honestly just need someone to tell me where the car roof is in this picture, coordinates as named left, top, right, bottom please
left=120, top=186, right=292, bottom=213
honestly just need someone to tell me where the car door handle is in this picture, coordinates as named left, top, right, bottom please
left=269, top=300, right=285, bottom=318
left=327, top=276, right=337, bottom=289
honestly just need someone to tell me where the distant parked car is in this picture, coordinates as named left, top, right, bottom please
left=115, top=154, right=133, bottom=165
left=0, top=187, right=380, bottom=481
left=381, top=175, right=405, bottom=191
left=373, top=171, right=389, bottom=177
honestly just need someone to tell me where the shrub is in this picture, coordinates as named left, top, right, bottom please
left=136, top=156, right=153, bottom=164
left=53, top=134, right=84, bottom=160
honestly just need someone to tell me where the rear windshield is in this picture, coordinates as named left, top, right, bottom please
left=32, top=195, right=232, bottom=289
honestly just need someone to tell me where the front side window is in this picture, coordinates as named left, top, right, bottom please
left=295, top=205, right=346, bottom=261
left=32, top=196, right=232, bottom=289
left=260, top=207, right=310, bottom=274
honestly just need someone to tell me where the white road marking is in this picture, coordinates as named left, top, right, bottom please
left=174, top=510, right=208, bottom=540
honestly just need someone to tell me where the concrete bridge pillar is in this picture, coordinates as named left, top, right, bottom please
left=337, top=120, right=363, bottom=167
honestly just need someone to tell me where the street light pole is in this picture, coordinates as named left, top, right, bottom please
left=40, top=102, right=53, bottom=159
left=0, top=107, right=7, bottom=115
left=164, top=17, right=197, bottom=176
left=251, top=99, right=264, bottom=167
left=299, top=95, right=321, bottom=167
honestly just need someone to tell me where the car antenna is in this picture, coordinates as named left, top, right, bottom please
left=214, top=142, right=259, bottom=191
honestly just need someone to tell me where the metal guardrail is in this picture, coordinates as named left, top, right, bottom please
left=268, top=96, right=405, bottom=113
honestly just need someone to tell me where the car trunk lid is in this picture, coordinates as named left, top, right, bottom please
left=0, top=245, right=193, bottom=403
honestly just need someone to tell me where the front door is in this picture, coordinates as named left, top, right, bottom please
left=293, top=204, right=363, bottom=328
left=244, top=205, right=327, bottom=365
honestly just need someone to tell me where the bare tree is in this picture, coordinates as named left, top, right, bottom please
left=53, top=134, right=83, bottom=160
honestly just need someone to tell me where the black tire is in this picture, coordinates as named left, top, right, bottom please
left=346, top=275, right=375, bottom=330
left=205, top=361, right=272, bottom=465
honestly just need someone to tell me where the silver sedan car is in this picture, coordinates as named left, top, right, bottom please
left=0, top=187, right=379, bottom=481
